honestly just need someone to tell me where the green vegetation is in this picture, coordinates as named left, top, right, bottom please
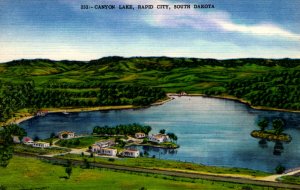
left=251, top=130, right=291, bottom=142
left=0, top=57, right=299, bottom=124
left=57, top=136, right=111, bottom=148
left=0, top=81, right=165, bottom=123
left=57, top=153, right=270, bottom=177
left=280, top=176, right=300, bottom=185
left=93, top=123, right=152, bottom=136
left=14, top=144, right=70, bottom=155
left=0, top=124, right=26, bottom=167
left=258, top=118, right=269, bottom=131
left=272, top=119, right=285, bottom=135
left=251, top=118, right=290, bottom=142
left=275, top=164, right=286, bottom=174
left=0, top=156, right=275, bottom=190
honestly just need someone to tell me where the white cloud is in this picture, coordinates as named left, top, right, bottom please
left=141, top=1, right=300, bottom=41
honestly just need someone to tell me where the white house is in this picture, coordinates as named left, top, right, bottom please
left=148, top=134, right=170, bottom=144
left=98, top=148, right=117, bottom=156
left=36, top=110, right=48, bottom=116
left=94, top=140, right=115, bottom=148
left=22, top=137, right=34, bottom=145
left=58, top=131, right=75, bottom=139
left=91, top=144, right=101, bottom=153
left=121, top=149, right=140, bottom=158
left=32, top=142, right=50, bottom=148
left=135, top=132, right=146, bottom=139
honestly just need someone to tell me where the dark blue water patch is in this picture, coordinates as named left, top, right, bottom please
left=20, top=96, right=300, bottom=172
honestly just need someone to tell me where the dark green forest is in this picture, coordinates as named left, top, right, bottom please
left=93, top=123, right=152, bottom=136
left=0, top=56, right=299, bottom=123
left=0, top=81, right=165, bottom=122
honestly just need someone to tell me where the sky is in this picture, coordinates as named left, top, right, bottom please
left=0, top=0, right=300, bottom=62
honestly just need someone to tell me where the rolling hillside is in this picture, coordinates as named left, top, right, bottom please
left=0, top=56, right=299, bottom=122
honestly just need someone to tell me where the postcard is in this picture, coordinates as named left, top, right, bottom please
left=0, top=0, right=300, bottom=189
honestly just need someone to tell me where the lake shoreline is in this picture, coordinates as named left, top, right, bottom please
left=168, top=93, right=300, bottom=114
left=5, top=105, right=137, bottom=126
left=4, top=93, right=300, bottom=126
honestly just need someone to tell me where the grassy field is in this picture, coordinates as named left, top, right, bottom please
left=56, top=136, right=113, bottom=148
left=0, top=156, right=277, bottom=190
left=14, top=144, right=71, bottom=155
left=0, top=57, right=298, bottom=94
left=280, top=175, right=300, bottom=185
left=57, top=153, right=270, bottom=177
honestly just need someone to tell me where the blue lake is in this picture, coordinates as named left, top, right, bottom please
left=20, top=96, right=300, bottom=172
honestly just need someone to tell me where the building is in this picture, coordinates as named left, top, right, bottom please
left=58, top=131, right=75, bottom=139
left=148, top=134, right=170, bottom=144
left=94, top=140, right=115, bottom=148
left=12, top=136, right=21, bottom=144
left=36, top=110, right=48, bottom=116
left=22, top=137, right=34, bottom=145
left=121, top=149, right=140, bottom=158
left=32, top=142, right=50, bottom=148
left=179, top=91, right=187, bottom=96
left=135, top=132, right=146, bottom=139
left=98, top=148, right=117, bottom=156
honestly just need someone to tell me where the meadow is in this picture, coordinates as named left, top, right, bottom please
left=0, top=156, right=278, bottom=190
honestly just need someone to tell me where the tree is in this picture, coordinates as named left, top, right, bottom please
left=33, top=136, right=40, bottom=141
left=0, top=124, right=26, bottom=168
left=50, top=132, right=56, bottom=138
left=65, top=166, right=72, bottom=179
left=167, top=132, right=178, bottom=143
left=257, top=118, right=269, bottom=131
left=275, top=164, right=285, bottom=174
left=272, top=119, right=285, bottom=135
left=83, top=158, right=90, bottom=169
left=65, top=160, right=72, bottom=179
left=159, top=129, right=166, bottom=134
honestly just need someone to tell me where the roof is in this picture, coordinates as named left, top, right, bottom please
left=135, top=132, right=145, bottom=135
left=59, top=131, right=75, bottom=135
left=101, top=148, right=117, bottom=151
left=22, top=137, right=33, bottom=142
left=123, top=149, right=139, bottom=153
left=152, top=134, right=168, bottom=139
left=34, top=141, right=49, bottom=145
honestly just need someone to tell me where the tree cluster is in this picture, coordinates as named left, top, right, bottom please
left=226, top=70, right=300, bottom=110
left=0, top=81, right=166, bottom=122
left=93, top=123, right=152, bottom=136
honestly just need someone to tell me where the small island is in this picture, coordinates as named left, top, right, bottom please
left=251, top=118, right=292, bottom=142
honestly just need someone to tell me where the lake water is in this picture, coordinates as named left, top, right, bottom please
left=20, top=96, right=300, bottom=172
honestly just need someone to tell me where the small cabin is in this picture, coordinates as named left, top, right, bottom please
left=22, top=137, right=34, bottom=145
left=148, top=134, right=170, bottom=144
left=135, top=132, right=146, bottom=139
left=32, top=142, right=50, bottom=148
left=58, top=131, right=75, bottom=139
left=121, top=149, right=140, bottom=158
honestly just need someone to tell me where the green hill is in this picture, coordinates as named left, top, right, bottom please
left=0, top=57, right=299, bottom=122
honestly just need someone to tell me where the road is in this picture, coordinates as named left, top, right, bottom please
left=15, top=153, right=300, bottom=189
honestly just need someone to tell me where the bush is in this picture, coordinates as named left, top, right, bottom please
left=275, top=164, right=285, bottom=174
left=108, top=158, right=115, bottom=162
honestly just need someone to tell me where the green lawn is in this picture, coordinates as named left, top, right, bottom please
left=280, top=176, right=300, bottom=185
left=56, top=136, right=113, bottom=148
left=14, top=144, right=71, bottom=155
left=0, top=156, right=273, bottom=190
left=57, top=153, right=270, bottom=177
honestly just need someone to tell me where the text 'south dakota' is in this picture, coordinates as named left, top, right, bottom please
left=81, top=4, right=215, bottom=10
